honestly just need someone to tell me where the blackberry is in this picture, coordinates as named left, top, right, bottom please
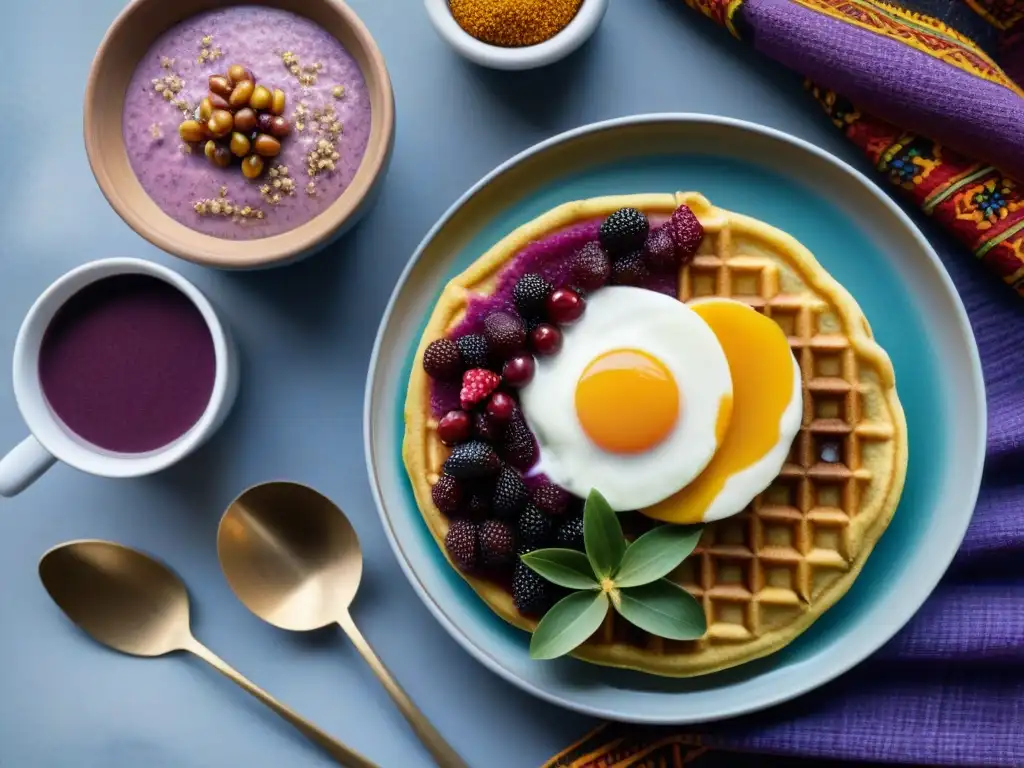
left=467, top=488, right=492, bottom=517
left=483, top=312, right=526, bottom=359
left=493, top=464, right=527, bottom=517
left=516, top=504, right=553, bottom=550
left=556, top=515, right=585, bottom=551
left=443, top=440, right=501, bottom=479
left=473, top=411, right=504, bottom=443
left=500, top=410, right=538, bottom=470
left=599, top=208, right=649, bottom=257
left=531, top=482, right=570, bottom=516
left=513, top=560, right=553, bottom=616
left=422, top=338, right=463, bottom=381
left=570, top=241, right=612, bottom=292
left=513, top=273, right=553, bottom=319
left=643, top=226, right=679, bottom=272
left=479, top=519, right=516, bottom=567
left=456, top=334, right=490, bottom=369
left=431, top=474, right=462, bottom=516
left=612, top=251, right=649, bottom=287
left=445, top=519, right=479, bottom=572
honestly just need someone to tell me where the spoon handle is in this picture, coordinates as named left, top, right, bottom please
left=185, top=638, right=379, bottom=768
left=337, top=611, right=468, bottom=768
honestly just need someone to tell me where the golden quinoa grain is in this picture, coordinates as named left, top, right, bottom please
left=448, top=0, right=583, bottom=47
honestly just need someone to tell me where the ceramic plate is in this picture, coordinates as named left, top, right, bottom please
left=364, top=115, right=985, bottom=723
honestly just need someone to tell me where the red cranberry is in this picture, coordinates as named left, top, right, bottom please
left=437, top=410, right=472, bottom=446
left=530, top=323, right=563, bottom=356
left=486, top=392, right=516, bottom=422
left=502, top=356, right=536, bottom=388
left=546, top=288, right=585, bottom=325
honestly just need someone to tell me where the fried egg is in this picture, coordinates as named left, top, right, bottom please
left=643, top=298, right=803, bottom=524
left=519, top=287, right=733, bottom=511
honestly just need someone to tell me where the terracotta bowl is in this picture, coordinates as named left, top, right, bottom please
left=85, top=0, right=395, bottom=269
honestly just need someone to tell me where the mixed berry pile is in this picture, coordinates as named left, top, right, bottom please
left=421, top=204, right=703, bottom=617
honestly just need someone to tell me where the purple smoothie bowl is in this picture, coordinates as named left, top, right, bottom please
left=85, top=0, right=394, bottom=269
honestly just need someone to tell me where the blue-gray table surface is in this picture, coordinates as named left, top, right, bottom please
left=0, top=1, right=952, bottom=766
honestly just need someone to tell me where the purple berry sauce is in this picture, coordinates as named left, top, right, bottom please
left=429, top=217, right=677, bottom=419
left=122, top=6, right=372, bottom=240
left=38, top=275, right=216, bottom=453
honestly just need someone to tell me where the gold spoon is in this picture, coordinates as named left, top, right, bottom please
left=38, top=539, right=377, bottom=768
left=217, top=481, right=468, bottom=768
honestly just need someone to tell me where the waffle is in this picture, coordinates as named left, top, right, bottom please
left=403, top=192, right=907, bottom=677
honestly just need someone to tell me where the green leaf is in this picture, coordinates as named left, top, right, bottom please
left=583, top=489, right=626, bottom=579
left=613, top=524, right=704, bottom=588
left=613, top=579, right=707, bottom=641
left=529, top=591, right=610, bottom=660
left=521, top=549, right=599, bottom=590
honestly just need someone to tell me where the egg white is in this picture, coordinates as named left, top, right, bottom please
left=686, top=298, right=804, bottom=523
left=519, top=286, right=733, bottom=512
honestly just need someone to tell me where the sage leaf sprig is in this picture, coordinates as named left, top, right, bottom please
left=521, top=489, right=707, bottom=660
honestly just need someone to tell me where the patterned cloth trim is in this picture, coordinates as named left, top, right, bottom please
left=682, top=0, right=747, bottom=37
left=807, top=83, right=1024, bottom=292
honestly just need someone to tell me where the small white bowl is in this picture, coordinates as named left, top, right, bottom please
left=424, top=0, right=608, bottom=70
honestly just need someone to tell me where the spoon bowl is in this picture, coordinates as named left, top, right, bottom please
left=39, top=539, right=376, bottom=767
left=218, top=481, right=467, bottom=767
left=218, top=481, right=362, bottom=632
left=39, top=539, right=192, bottom=657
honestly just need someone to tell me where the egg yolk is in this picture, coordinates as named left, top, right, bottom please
left=643, top=300, right=795, bottom=523
left=575, top=349, right=680, bottom=454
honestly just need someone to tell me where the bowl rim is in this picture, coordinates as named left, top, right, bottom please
left=423, top=0, right=608, bottom=70
left=84, top=0, right=395, bottom=269
left=363, top=113, right=987, bottom=724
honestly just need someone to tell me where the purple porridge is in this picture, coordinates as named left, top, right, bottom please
left=39, top=275, right=216, bottom=453
left=122, top=5, right=372, bottom=240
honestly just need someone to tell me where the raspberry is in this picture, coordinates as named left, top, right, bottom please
left=612, top=251, right=649, bottom=286
left=443, top=440, right=501, bottom=479
left=437, top=410, right=471, bottom=446
left=460, top=368, right=501, bottom=410
left=493, top=464, right=527, bottom=517
left=516, top=504, right=553, bottom=550
left=664, top=204, right=704, bottom=264
left=483, top=312, right=526, bottom=359
left=500, top=410, right=537, bottom=470
left=556, top=515, right=585, bottom=551
left=643, top=226, right=679, bottom=272
left=531, top=482, right=570, bottom=516
left=513, top=274, right=553, bottom=320
left=445, top=519, right=479, bottom=572
left=599, top=208, right=649, bottom=257
left=473, top=411, right=504, bottom=443
left=513, top=560, right=553, bottom=616
left=570, top=241, right=612, bottom=292
left=456, top=334, right=490, bottom=369
left=479, top=519, right=515, bottom=567
left=422, top=339, right=463, bottom=381
left=431, top=474, right=462, bottom=516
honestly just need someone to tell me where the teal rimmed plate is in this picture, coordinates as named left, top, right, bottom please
left=363, top=115, right=985, bottom=723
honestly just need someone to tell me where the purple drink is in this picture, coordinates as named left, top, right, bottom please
left=38, top=275, right=216, bottom=453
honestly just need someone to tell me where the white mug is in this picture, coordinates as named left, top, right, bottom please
left=0, top=258, right=239, bottom=497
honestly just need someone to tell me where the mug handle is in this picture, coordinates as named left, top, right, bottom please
left=0, top=436, right=57, bottom=498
